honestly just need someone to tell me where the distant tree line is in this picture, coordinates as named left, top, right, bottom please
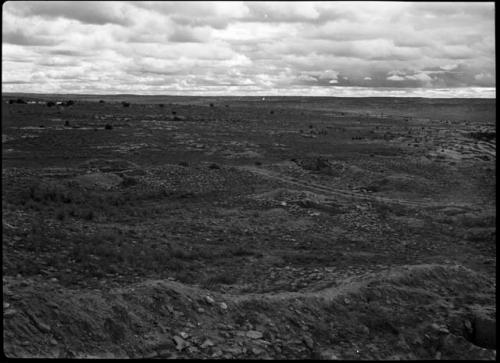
left=8, top=98, right=27, bottom=104
left=45, top=100, right=75, bottom=107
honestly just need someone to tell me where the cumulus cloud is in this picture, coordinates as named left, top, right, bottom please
left=387, top=75, right=405, bottom=81
left=1, top=1, right=495, bottom=97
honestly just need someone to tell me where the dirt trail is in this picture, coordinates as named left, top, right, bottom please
left=240, top=165, right=470, bottom=209
left=228, top=263, right=459, bottom=302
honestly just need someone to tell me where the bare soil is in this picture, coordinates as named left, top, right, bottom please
left=2, top=95, right=496, bottom=359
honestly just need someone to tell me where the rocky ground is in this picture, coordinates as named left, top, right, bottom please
left=2, top=95, right=496, bottom=359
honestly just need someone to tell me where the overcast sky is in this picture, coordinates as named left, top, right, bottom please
left=2, top=1, right=495, bottom=97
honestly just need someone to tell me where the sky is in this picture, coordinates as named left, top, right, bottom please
left=2, top=1, right=496, bottom=97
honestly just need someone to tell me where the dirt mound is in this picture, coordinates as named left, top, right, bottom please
left=3, top=264, right=495, bottom=359
left=297, top=156, right=345, bottom=176
left=70, top=172, right=123, bottom=190
left=365, top=173, right=435, bottom=194
left=252, top=188, right=343, bottom=214
left=77, top=159, right=139, bottom=172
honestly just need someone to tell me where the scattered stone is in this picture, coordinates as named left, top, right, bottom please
left=431, top=323, right=449, bottom=334
left=225, top=347, right=242, bottom=355
left=179, top=331, right=189, bottom=339
left=187, top=346, right=199, bottom=354
left=211, top=349, right=223, bottom=358
left=3, top=302, right=10, bottom=309
left=144, top=351, right=158, bottom=359
left=252, top=347, right=265, bottom=355
left=197, top=308, right=205, bottom=313
left=173, top=335, right=190, bottom=351
left=201, top=339, right=215, bottom=349
left=47, top=301, right=59, bottom=309
left=157, top=349, right=174, bottom=358
left=205, top=296, right=215, bottom=305
left=37, top=322, right=52, bottom=333
left=303, top=335, right=314, bottom=350
left=219, top=302, right=228, bottom=310
left=247, top=330, right=264, bottom=339
left=317, top=349, right=339, bottom=360
left=4, top=308, right=17, bottom=317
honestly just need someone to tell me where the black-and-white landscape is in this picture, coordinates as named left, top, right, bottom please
left=2, top=1, right=496, bottom=359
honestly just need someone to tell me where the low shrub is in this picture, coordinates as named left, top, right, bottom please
left=202, top=273, right=238, bottom=289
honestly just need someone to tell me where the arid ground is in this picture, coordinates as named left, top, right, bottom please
left=2, top=94, right=496, bottom=359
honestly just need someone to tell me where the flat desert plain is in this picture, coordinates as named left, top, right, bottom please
left=2, top=95, right=496, bottom=359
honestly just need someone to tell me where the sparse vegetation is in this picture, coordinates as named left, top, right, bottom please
left=2, top=95, right=495, bottom=360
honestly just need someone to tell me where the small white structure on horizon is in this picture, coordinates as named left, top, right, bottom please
left=262, top=97, right=266, bottom=101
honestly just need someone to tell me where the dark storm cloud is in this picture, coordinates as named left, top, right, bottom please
left=48, top=49, right=88, bottom=57
left=5, top=1, right=133, bottom=26
left=2, top=80, right=31, bottom=84
left=168, top=26, right=211, bottom=43
left=3, top=29, right=60, bottom=46
left=1, top=1, right=495, bottom=97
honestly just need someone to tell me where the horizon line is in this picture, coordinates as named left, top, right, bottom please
left=1, top=91, right=496, bottom=100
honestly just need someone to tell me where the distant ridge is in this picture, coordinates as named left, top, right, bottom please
left=1, top=92, right=496, bottom=101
